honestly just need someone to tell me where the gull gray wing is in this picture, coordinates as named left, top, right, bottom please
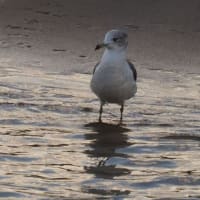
left=93, top=62, right=100, bottom=74
left=127, top=60, right=137, bottom=81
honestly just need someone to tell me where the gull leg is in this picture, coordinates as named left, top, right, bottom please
left=120, top=103, right=124, bottom=123
left=99, top=102, right=104, bottom=123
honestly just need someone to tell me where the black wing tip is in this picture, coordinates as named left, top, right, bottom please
left=93, top=62, right=99, bottom=74
left=127, top=60, right=137, bottom=81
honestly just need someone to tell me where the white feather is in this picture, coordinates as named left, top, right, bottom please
left=91, top=48, right=137, bottom=104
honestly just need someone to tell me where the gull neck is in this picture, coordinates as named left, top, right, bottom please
left=101, top=48, right=127, bottom=64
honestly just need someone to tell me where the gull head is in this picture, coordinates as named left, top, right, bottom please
left=95, top=29, right=128, bottom=51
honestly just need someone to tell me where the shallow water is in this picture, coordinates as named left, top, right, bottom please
left=0, top=65, right=199, bottom=199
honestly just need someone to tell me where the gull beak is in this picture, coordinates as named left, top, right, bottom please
left=95, top=43, right=107, bottom=50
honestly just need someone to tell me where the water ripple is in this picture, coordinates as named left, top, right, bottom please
left=0, top=66, right=199, bottom=199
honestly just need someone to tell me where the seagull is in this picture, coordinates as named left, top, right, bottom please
left=90, top=29, right=137, bottom=123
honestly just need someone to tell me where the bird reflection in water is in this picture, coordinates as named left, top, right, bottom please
left=84, top=122, right=132, bottom=179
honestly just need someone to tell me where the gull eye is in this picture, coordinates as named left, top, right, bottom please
left=113, top=37, right=119, bottom=42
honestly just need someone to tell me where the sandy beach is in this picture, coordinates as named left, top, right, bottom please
left=0, top=0, right=200, bottom=75
left=0, top=1, right=199, bottom=199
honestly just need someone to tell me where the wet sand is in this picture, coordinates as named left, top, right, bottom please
left=0, top=0, right=200, bottom=75
left=0, top=66, right=199, bottom=199
left=0, top=0, right=200, bottom=199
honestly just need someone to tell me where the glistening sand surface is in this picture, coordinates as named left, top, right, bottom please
left=0, top=65, right=199, bottom=199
